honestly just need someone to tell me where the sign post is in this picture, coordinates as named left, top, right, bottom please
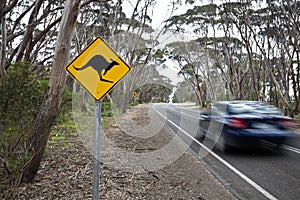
left=92, top=101, right=101, bottom=200
left=65, top=37, right=131, bottom=199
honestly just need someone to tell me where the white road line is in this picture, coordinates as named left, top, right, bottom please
left=153, top=105, right=278, bottom=200
left=281, top=144, right=300, bottom=154
left=262, top=141, right=300, bottom=154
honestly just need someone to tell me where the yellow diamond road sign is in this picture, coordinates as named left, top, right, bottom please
left=132, top=92, right=137, bottom=98
left=66, top=37, right=131, bottom=101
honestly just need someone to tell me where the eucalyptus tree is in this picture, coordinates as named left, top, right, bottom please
left=0, top=0, right=66, bottom=77
left=219, top=1, right=262, bottom=100
left=167, top=1, right=266, bottom=101
left=265, top=0, right=300, bottom=115
left=173, top=80, right=194, bottom=103
left=106, top=0, right=179, bottom=113
left=217, top=0, right=300, bottom=115
left=195, top=35, right=260, bottom=102
left=165, top=0, right=300, bottom=116
left=247, top=0, right=300, bottom=115
left=165, top=40, right=226, bottom=106
left=137, top=67, right=173, bottom=103
left=21, top=0, right=81, bottom=183
left=75, top=0, right=127, bottom=51
left=109, top=31, right=160, bottom=112
left=165, top=3, right=252, bottom=104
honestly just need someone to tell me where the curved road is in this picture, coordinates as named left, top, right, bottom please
left=153, top=103, right=300, bottom=200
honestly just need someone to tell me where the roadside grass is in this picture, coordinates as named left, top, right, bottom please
left=49, top=108, right=115, bottom=146
left=102, top=116, right=115, bottom=129
left=49, top=112, right=77, bottom=145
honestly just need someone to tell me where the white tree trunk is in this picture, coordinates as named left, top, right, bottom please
left=22, top=0, right=81, bottom=183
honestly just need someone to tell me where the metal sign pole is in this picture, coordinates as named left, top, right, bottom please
left=92, top=101, right=102, bottom=200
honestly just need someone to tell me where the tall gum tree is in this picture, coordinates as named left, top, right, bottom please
left=21, top=0, right=81, bottom=183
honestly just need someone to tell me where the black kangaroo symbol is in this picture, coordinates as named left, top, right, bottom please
left=73, top=55, right=119, bottom=83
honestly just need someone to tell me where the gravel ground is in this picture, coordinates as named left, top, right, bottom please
left=8, top=104, right=236, bottom=199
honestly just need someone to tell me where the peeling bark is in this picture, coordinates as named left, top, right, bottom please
left=22, top=0, right=81, bottom=183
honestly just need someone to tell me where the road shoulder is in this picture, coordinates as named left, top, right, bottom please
left=13, top=104, right=236, bottom=199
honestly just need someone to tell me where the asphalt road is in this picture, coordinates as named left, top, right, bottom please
left=153, top=103, right=300, bottom=200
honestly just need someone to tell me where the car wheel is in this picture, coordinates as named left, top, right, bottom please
left=215, top=134, right=228, bottom=153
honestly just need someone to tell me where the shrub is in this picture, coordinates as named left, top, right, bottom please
left=102, top=101, right=112, bottom=117
left=0, top=62, right=47, bottom=190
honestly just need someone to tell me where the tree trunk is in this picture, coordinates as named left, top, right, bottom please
left=194, top=73, right=203, bottom=107
left=21, top=0, right=81, bottom=183
left=0, top=13, right=6, bottom=78
left=15, top=0, right=44, bottom=62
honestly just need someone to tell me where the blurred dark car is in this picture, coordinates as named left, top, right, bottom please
left=198, top=101, right=295, bottom=152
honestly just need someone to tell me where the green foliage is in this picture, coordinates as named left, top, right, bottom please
left=131, top=98, right=141, bottom=107
left=102, top=101, right=112, bottom=117
left=58, top=84, right=73, bottom=119
left=0, top=62, right=47, bottom=187
left=102, top=116, right=115, bottom=129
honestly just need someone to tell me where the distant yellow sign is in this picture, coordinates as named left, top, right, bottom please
left=66, top=37, right=131, bottom=101
left=132, top=92, right=138, bottom=98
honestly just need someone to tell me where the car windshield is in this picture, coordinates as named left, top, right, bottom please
left=228, top=102, right=282, bottom=115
